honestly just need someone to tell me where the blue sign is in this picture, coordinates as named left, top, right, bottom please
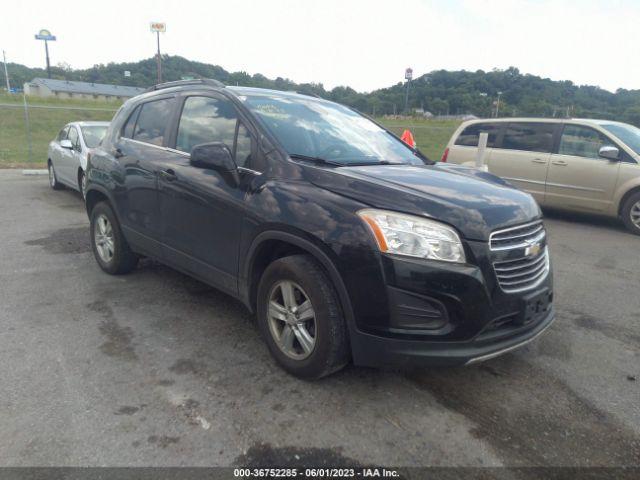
left=35, top=29, right=56, bottom=41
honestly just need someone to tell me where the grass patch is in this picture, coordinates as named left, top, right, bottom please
left=0, top=94, right=460, bottom=167
left=0, top=94, right=120, bottom=167
left=377, top=118, right=461, bottom=161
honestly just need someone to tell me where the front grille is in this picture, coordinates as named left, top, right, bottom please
left=489, top=220, right=545, bottom=251
left=493, top=248, right=549, bottom=293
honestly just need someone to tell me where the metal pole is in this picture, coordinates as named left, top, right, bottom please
left=2, top=50, right=10, bottom=93
left=23, top=93, right=33, bottom=163
left=495, top=92, right=502, bottom=118
left=156, top=31, right=162, bottom=83
left=404, top=79, right=411, bottom=114
left=45, top=40, right=51, bottom=78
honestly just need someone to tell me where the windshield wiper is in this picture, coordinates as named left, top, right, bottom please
left=288, top=153, right=344, bottom=167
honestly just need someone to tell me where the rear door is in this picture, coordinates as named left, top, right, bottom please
left=545, top=124, right=621, bottom=212
left=447, top=122, right=501, bottom=165
left=114, top=97, right=176, bottom=257
left=488, top=122, right=558, bottom=204
left=60, top=126, right=80, bottom=184
left=50, top=126, right=69, bottom=177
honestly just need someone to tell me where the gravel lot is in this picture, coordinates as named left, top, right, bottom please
left=0, top=169, right=638, bottom=468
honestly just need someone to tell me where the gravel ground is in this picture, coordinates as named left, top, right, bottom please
left=0, top=170, right=638, bottom=468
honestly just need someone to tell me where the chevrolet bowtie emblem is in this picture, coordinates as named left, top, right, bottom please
left=524, top=241, right=542, bottom=257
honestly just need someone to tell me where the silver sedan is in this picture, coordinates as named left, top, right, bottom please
left=47, top=121, right=109, bottom=198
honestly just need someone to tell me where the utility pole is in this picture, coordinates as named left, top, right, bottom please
left=2, top=50, right=10, bottom=93
left=34, top=29, right=56, bottom=79
left=495, top=91, right=503, bottom=118
left=150, top=22, right=166, bottom=84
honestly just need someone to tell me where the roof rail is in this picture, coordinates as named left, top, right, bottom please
left=146, top=78, right=225, bottom=92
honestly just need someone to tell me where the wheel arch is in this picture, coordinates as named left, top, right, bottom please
left=85, top=185, right=115, bottom=219
left=242, top=231, right=356, bottom=334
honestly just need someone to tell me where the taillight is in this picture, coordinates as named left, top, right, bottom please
left=441, top=147, right=449, bottom=162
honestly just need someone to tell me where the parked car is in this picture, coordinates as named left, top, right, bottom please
left=48, top=121, right=110, bottom=198
left=85, top=79, right=554, bottom=378
left=443, top=118, right=640, bottom=235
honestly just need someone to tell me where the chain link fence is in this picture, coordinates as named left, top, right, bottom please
left=0, top=94, right=119, bottom=168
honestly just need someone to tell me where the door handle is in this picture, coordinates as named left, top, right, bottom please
left=551, top=160, right=568, bottom=166
left=160, top=169, right=178, bottom=181
left=531, top=158, right=547, bottom=164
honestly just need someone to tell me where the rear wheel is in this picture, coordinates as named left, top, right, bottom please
left=48, top=161, right=64, bottom=190
left=90, top=202, right=138, bottom=274
left=256, top=254, right=349, bottom=379
left=621, top=191, right=640, bottom=235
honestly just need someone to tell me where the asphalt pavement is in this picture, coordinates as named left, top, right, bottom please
left=0, top=170, right=638, bottom=468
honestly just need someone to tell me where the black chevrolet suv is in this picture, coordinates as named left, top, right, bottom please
left=85, top=79, right=554, bottom=378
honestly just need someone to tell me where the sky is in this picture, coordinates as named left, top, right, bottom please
left=2, top=0, right=639, bottom=93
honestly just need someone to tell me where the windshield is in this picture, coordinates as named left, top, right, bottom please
left=81, top=125, right=108, bottom=148
left=240, top=94, right=426, bottom=166
left=601, top=123, right=640, bottom=155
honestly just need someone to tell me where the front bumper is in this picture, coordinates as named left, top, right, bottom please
left=346, top=238, right=555, bottom=368
left=350, top=306, right=555, bottom=367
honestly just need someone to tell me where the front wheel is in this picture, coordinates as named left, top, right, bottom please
left=90, top=202, right=138, bottom=274
left=48, top=162, right=64, bottom=190
left=256, top=254, right=349, bottom=379
left=78, top=170, right=87, bottom=200
left=621, top=191, right=640, bottom=235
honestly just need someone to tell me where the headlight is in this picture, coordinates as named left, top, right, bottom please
left=358, top=209, right=466, bottom=263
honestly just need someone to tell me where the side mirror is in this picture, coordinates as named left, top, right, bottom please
left=190, top=142, right=240, bottom=185
left=60, top=139, right=73, bottom=149
left=599, top=145, right=620, bottom=161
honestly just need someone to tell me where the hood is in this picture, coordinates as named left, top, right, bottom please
left=305, top=163, right=541, bottom=241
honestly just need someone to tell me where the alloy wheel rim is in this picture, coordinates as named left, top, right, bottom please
left=631, top=201, right=640, bottom=228
left=267, top=280, right=317, bottom=360
left=94, top=214, right=115, bottom=263
left=49, top=165, right=55, bottom=187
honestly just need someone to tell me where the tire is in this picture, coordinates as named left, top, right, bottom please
left=621, top=191, right=640, bottom=236
left=48, top=161, right=64, bottom=190
left=90, top=201, right=138, bottom=274
left=256, top=254, right=349, bottom=379
left=78, top=170, right=87, bottom=201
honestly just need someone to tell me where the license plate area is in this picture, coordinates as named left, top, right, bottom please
left=520, top=289, right=553, bottom=325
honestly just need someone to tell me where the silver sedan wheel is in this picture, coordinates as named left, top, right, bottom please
left=631, top=200, right=640, bottom=228
left=94, top=214, right=115, bottom=263
left=80, top=173, right=87, bottom=199
left=267, top=280, right=317, bottom=360
left=48, top=164, right=55, bottom=187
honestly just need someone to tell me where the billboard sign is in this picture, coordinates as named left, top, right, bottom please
left=405, top=68, right=413, bottom=80
left=150, top=22, right=166, bottom=33
left=35, top=29, right=56, bottom=41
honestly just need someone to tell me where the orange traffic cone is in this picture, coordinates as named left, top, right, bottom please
left=401, top=129, right=416, bottom=148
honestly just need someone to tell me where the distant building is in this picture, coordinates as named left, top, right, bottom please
left=23, top=78, right=145, bottom=101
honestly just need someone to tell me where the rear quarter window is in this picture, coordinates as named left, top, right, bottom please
left=500, top=123, right=555, bottom=153
left=455, top=123, right=500, bottom=147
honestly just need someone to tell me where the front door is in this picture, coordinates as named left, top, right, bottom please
left=487, top=122, right=557, bottom=205
left=159, top=95, right=255, bottom=295
left=545, top=124, right=621, bottom=212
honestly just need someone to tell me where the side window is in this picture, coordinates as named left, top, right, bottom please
left=67, top=127, right=80, bottom=151
left=501, top=123, right=555, bottom=153
left=234, top=122, right=254, bottom=169
left=558, top=125, right=614, bottom=159
left=455, top=123, right=500, bottom=147
left=176, top=96, right=237, bottom=153
left=121, top=106, right=140, bottom=139
left=133, top=98, right=174, bottom=146
left=57, top=127, right=69, bottom=141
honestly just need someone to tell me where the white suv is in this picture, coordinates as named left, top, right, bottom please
left=443, top=118, right=640, bottom=234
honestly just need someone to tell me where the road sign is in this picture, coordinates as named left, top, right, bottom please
left=35, top=29, right=56, bottom=41
left=150, top=22, right=166, bottom=33
left=124, top=71, right=131, bottom=77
